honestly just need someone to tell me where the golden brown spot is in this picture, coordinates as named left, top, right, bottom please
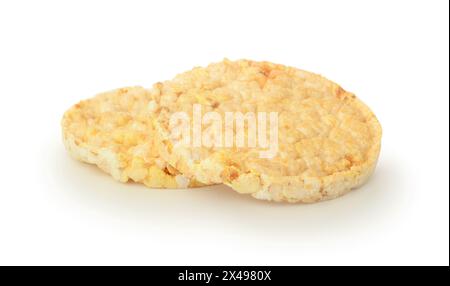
left=344, top=155, right=355, bottom=167
left=153, top=82, right=163, bottom=90
left=260, top=65, right=272, bottom=77
left=336, top=86, right=346, bottom=99
left=221, top=166, right=240, bottom=182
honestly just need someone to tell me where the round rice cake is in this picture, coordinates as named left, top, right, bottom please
left=152, top=59, right=382, bottom=202
left=61, top=86, right=205, bottom=188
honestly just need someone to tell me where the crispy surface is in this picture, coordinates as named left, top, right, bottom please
left=152, top=59, right=382, bottom=202
left=62, top=86, right=204, bottom=188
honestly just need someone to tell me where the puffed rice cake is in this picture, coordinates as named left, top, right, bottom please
left=61, top=86, right=204, bottom=188
left=152, top=59, right=382, bottom=202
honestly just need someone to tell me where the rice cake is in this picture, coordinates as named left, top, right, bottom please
left=62, top=86, right=204, bottom=188
left=152, top=59, right=382, bottom=202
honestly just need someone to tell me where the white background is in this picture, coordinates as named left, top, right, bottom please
left=0, top=0, right=448, bottom=266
